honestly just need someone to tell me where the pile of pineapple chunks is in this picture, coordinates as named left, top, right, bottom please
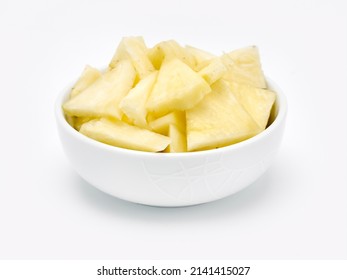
left=63, top=37, right=276, bottom=153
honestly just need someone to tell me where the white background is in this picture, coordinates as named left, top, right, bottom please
left=0, top=0, right=346, bottom=259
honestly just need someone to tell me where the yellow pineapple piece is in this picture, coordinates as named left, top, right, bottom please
left=149, top=111, right=187, bottom=153
left=198, top=58, right=227, bottom=85
left=146, top=113, right=157, bottom=124
left=186, top=79, right=261, bottom=151
left=164, top=124, right=187, bottom=153
left=228, top=82, right=276, bottom=129
left=65, top=115, right=75, bottom=126
left=70, top=65, right=101, bottom=98
left=185, top=45, right=216, bottom=71
left=74, top=117, right=94, bottom=131
left=186, top=45, right=215, bottom=64
left=121, top=112, right=134, bottom=125
left=109, top=36, right=155, bottom=79
left=119, top=71, right=158, bottom=128
left=80, top=118, right=170, bottom=152
left=149, top=111, right=185, bottom=135
left=222, top=46, right=266, bottom=88
left=146, top=58, right=211, bottom=116
left=63, top=60, right=136, bottom=119
left=65, top=115, right=96, bottom=131
left=148, top=40, right=196, bottom=69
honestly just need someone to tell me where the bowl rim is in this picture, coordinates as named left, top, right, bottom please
left=55, top=77, right=287, bottom=158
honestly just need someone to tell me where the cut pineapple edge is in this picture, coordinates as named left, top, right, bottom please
left=63, top=36, right=277, bottom=153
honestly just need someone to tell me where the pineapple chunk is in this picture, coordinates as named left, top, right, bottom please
left=186, top=45, right=215, bottom=64
left=109, top=36, right=155, bottom=79
left=74, top=116, right=93, bottom=131
left=186, top=80, right=261, bottom=151
left=165, top=124, right=187, bottom=153
left=121, top=114, right=134, bottom=125
left=146, top=113, right=157, bottom=124
left=149, top=111, right=187, bottom=152
left=65, top=115, right=75, bottom=128
left=70, top=65, right=101, bottom=98
left=222, top=46, right=267, bottom=88
left=148, top=40, right=196, bottom=69
left=149, top=111, right=186, bottom=135
left=80, top=118, right=170, bottom=152
left=146, top=58, right=211, bottom=116
left=198, top=58, right=227, bottom=85
left=228, top=82, right=276, bottom=129
left=185, top=45, right=216, bottom=71
left=65, top=115, right=93, bottom=131
left=63, top=60, right=136, bottom=119
left=119, top=71, right=158, bottom=128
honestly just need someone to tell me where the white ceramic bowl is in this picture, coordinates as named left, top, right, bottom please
left=55, top=79, right=287, bottom=207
